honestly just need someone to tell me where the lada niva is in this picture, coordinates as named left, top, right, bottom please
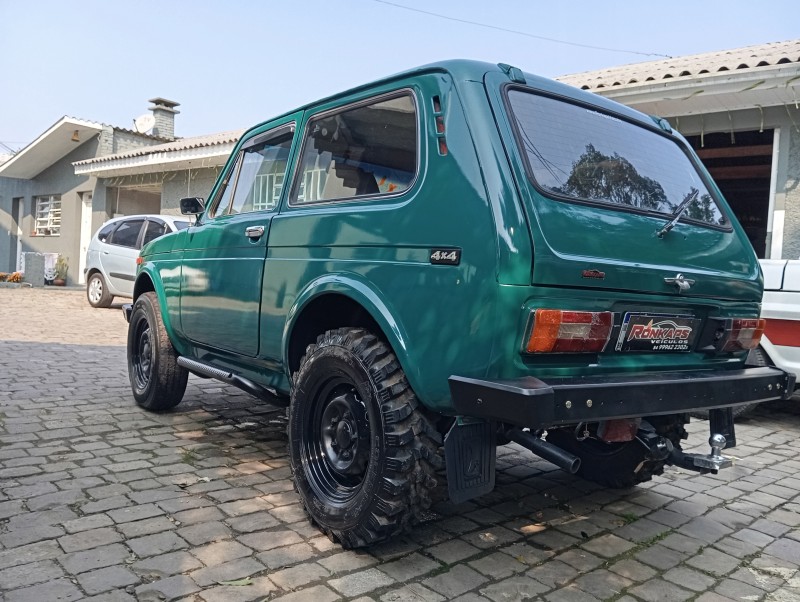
left=124, top=60, right=795, bottom=548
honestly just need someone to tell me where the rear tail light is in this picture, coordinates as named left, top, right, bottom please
left=718, top=318, right=765, bottom=352
left=525, top=310, right=613, bottom=353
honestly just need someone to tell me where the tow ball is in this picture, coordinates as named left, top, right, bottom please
left=639, top=429, right=733, bottom=474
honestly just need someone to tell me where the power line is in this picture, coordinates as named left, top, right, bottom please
left=370, top=0, right=673, bottom=59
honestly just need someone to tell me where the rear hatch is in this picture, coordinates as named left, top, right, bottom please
left=484, top=70, right=761, bottom=303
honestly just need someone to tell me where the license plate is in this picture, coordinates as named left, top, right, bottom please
left=615, top=313, right=701, bottom=352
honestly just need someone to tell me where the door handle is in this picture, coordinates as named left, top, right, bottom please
left=245, top=225, right=265, bottom=239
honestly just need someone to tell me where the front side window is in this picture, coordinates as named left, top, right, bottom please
left=209, top=129, right=293, bottom=218
left=109, top=219, right=144, bottom=248
left=34, top=195, right=61, bottom=236
left=507, top=90, right=727, bottom=227
left=293, top=94, right=417, bottom=204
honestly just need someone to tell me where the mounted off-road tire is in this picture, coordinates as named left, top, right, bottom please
left=127, top=292, right=188, bottom=411
left=288, top=327, right=443, bottom=548
left=546, top=414, right=688, bottom=489
left=690, top=347, right=770, bottom=421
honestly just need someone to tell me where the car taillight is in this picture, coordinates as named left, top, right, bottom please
left=718, top=318, right=766, bottom=352
left=525, top=310, right=613, bottom=353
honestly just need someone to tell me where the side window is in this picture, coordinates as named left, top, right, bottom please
left=97, top=222, right=117, bottom=243
left=108, top=219, right=144, bottom=248
left=209, top=128, right=293, bottom=218
left=142, top=219, right=168, bottom=245
left=293, top=93, right=417, bottom=204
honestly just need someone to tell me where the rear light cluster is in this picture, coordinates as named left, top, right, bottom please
left=525, top=310, right=613, bottom=353
left=718, top=318, right=766, bottom=352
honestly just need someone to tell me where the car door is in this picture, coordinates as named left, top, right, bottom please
left=180, top=117, right=299, bottom=357
left=101, top=217, right=145, bottom=296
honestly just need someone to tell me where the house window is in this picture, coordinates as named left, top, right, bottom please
left=34, top=195, right=62, bottom=236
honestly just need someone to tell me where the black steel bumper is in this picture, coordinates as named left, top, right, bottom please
left=449, top=366, right=795, bottom=429
left=122, top=304, right=132, bottom=323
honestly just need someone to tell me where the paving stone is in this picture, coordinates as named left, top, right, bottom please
left=426, top=538, right=482, bottom=564
left=479, top=575, right=547, bottom=601
left=134, top=574, right=200, bottom=601
left=556, top=548, right=604, bottom=572
left=678, top=516, right=734, bottom=544
left=256, top=541, right=316, bottom=569
left=380, top=583, right=444, bottom=601
left=78, top=565, right=140, bottom=595
left=635, top=544, right=688, bottom=571
left=176, top=520, right=230, bottom=545
left=686, top=547, right=741, bottom=576
left=172, top=505, right=225, bottom=525
left=192, top=539, right=253, bottom=565
left=326, top=566, right=394, bottom=597
left=108, top=503, right=164, bottom=524
left=60, top=543, right=131, bottom=574
left=663, top=566, right=717, bottom=591
left=197, top=575, right=278, bottom=602
left=132, top=550, right=204, bottom=578
left=5, top=577, right=84, bottom=602
left=379, top=552, right=441, bottom=582
left=272, top=585, right=341, bottom=602
left=608, top=557, right=657, bottom=582
left=527, top=558, right=579, bottom=588
left=0, top=559, right=64, bottom=590
left=544, top=583, right=601, bottom=602
left=628, top=578, right=694, bottom=602
left=62, top=513, right=115, bottom=533
left=468, top=551, right=527, bottom=579
left=237, top=528, right=302, bottom=551
left=714, top=577, right=766, bottom=600
left=764, top=537, right=800, bottom=565
left=118, top=516, right=176, bottom=538
left=317, top=550, right=379, bottom=574
left=58, top=526, right=123, bottom=553
left=422, top=565, right=487, bottom=599
left=0, top=523, right=65, bottom=548
left=574, top=569, right=634, bottom=599
left=127, top=531, right=188, bottom=557
left=190, top=556, right=265, bottom=586
left=270, top=561, right=330, bottom=589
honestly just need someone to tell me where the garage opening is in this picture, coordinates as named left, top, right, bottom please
left=686, top=129, right=773, bottom=258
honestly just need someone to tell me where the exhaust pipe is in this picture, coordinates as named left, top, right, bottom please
left=506, top=428, right=581, bottom=474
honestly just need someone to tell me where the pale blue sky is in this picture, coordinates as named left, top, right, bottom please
left=0, top=0, right=796, bottom=151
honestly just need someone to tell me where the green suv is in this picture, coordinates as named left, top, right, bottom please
left=124, top=60, right=794, bottom=548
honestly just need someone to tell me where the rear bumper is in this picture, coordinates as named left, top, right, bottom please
left=449, top=366, right=795, bottom=429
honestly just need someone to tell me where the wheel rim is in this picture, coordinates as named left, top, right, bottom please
left=302, top=378, right=372, bottom=504
left=131, top=316, right=153, bottom=391
left=88, top=277, right=103, bottom=304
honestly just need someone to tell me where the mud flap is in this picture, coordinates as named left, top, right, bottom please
left=444, top=418, right=496, bottom=504
left=709, top=407, right=736, bottom=448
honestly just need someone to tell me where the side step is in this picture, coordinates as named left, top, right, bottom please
left=176, top=356, right=287, bottom=405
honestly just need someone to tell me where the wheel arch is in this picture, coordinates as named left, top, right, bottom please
left=283, top=275, right=415, bottom=389
left=132, top=268, right=178, bottom=340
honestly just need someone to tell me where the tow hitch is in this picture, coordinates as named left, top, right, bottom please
left=638, top=421, right=734, bottom=475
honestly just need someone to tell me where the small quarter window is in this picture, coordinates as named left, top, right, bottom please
left=97, top=222, right=117, bottom=243
left=293, top=94, right=417, bottom=204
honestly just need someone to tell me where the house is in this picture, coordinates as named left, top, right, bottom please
left=0, top=99, right=185, bottom=284
left=558, top=39, right=800, bottom=260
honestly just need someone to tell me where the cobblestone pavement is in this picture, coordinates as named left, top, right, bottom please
left=2, top=288, right=800, bottom=602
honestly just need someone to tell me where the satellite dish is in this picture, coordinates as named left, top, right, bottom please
left=133, top=113, right=156, bottom=134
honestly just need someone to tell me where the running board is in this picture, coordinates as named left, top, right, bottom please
left=176, top=356, right=286, bottom=405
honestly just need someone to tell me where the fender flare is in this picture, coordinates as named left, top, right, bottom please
left=282, top=273, right=416, bottom=386
left=132, top=264, right=180, bottom=347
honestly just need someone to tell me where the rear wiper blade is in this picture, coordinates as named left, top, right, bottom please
left=657, top=190, right=699, bottom=238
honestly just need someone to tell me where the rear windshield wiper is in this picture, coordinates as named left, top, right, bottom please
left=657, top=189, right=699, bottom=238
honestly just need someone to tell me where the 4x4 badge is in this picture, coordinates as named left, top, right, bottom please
left=664, top=273, right=695, bottom=292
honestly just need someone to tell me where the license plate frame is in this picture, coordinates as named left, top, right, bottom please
left=615, top=312, right=701, bottom=352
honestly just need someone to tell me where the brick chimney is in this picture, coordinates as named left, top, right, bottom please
left=148, top=97, right=180, bottom=140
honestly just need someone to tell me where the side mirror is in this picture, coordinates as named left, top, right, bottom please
left=180, top=197, right=205, bottom=215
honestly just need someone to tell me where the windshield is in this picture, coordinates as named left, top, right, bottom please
left=506, top=89, right=727, bottom=227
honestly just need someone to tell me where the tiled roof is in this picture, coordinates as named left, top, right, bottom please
left=73, top=129, right=245, bottom=166
left=558, top=39, right=800, bottom=91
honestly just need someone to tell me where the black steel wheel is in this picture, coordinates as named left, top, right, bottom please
left=86, top=272, right=113, bottom=308
left=547, top=414, right=688, bottom=489
left=289, top=327, right=442, bottom=548
left=127, top=292, right=188, bottom=411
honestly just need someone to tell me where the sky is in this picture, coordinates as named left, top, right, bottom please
left=0, top=0, right=797, bottom=151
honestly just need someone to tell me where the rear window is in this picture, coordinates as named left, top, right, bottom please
left=506, top=90, right=727, bottom=227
